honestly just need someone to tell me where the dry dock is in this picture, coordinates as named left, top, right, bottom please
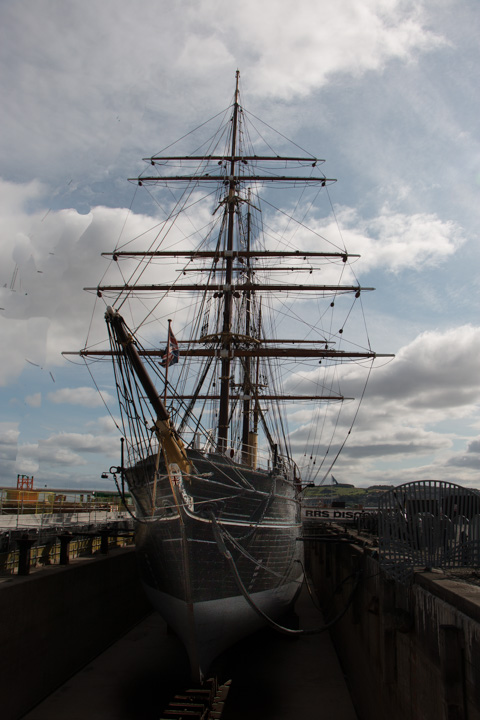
left=6, top=520, right=480, bottom=719
left=20, top=586, right=358, bottom=720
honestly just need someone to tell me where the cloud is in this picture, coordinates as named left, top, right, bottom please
left=41, top=432, right=108, bottom=454
left=0, top=424, right=20, bottom=448
left=319, top=205, right=465, bottom=275
left=363, top=209, right=463, bottom=272
left=86, top=415, right=120, bottom=435
left=466, top=440, right=480, bottom=454
left=5, top=174, right=462, bottom=394
left=287, top=325, right=480, bottom=427
left=14, top=428, right=121, bottom=481
left=446, top=439, right=480, bottom=470
left=38, top=445, right=87, bottom=467
left=363, top=325, right=480, bottom=409
left=18, top=431, right=119, bottom=473
left=15, top=442, right=40, bottom=476
left=261, top=202, right=465, bottom=292
left=447, top=453, right=480, bottom=470
left=285, top=324, right=480, bottom=486
left=0, top=179, right=173, bottom=385
left=184, top=0, right=445, bottom=98
left=25, top=393, right=42, bottom=408
left=340, top=433, right=451, bottom=460
left=0, top=0, right=476, bottom=496
left=0, top=423, right=20, bottom=481
left=48, top=387, right=113, bottom=408
left=0, top=0, right=446, bottom=185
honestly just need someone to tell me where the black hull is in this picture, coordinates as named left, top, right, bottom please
left=126, top=449, right=304, bottom=679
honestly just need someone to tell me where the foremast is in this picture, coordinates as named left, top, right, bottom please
left=241, top=189, right=255, bottom=467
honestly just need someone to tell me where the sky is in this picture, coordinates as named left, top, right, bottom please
left=1, top=0, right=480, bottom=492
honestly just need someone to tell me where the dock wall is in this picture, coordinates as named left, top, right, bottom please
left=5, top=529, right=480, bottom=719
left=305, top=530, right=480, bottom=720
left=0, top=548, right=151, bottom=720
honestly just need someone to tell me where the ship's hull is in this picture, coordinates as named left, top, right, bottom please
left=126, top=449, right=303, bottom=680
left=142, top=574, right=301, bottom=678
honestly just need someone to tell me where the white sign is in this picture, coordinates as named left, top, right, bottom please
left=302, top=507, right=377, bottom=523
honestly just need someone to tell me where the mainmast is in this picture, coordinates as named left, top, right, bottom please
left=241, top=190, right=254, bottom=465
left=217, top=70, right=240, bottom=454
left=70, top=71, right=395, bottom=470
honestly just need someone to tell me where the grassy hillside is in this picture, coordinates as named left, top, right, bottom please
left=304, top=486, right=366, bottom=498
left=303, top=484, right=389, bottom=507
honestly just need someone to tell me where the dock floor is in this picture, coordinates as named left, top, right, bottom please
left=22, top=586, right=358, bottom=719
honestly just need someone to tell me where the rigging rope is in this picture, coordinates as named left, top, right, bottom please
left=210, top=513, right=361, bottom=636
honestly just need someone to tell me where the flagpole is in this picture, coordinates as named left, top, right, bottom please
left=164, top=319, right=171, bottom=404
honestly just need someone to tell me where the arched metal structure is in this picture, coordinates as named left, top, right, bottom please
left=378, top=480, right=480, bottom=583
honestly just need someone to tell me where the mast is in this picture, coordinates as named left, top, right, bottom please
left=163, top=318, right=172, bottom=404
left=241, top=189, right=253, bottom=465
left=217, top=70, right=240, bottom=454
left=67, top=71, right=396, bottom=472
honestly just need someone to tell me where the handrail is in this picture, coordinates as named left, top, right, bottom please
left=0, top=529, right=135, bottom=576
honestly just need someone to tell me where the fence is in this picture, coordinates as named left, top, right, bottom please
left=0, top=529, right=135, bottom=576
left=0, top=486, right=133, bottom=530
left=378, top=480, right=480, bottom=583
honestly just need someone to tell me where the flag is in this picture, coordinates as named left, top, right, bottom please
left=160, top=326, right=179, bottom=367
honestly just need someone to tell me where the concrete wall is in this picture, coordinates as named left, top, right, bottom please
left=305, top=531, right=480, bottom=720
left=0, top=548, right=152, bottom=720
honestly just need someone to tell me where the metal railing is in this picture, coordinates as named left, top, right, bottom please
left=0, top=530, right=135, bottom=576
left=378, top=480, right=480, bottom=583
left=0, top=487, right=133, bottom=530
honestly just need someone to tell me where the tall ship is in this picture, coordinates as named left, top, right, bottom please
left=75, top=72, right=389, bottom=680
